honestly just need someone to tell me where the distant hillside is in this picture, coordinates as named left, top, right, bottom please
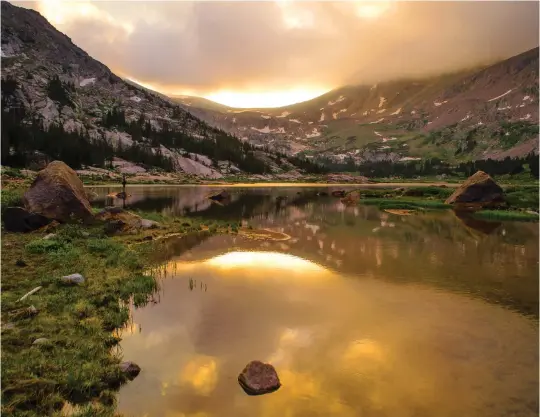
left=173, top=48, right=539, bottom=164
left=1, top=1, right=312, bottom=178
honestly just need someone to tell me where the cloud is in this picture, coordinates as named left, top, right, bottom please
left=26, top=1, right=540, bottom=103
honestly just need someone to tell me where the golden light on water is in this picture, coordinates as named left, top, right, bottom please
left=180, top=356, right=219, bottom=396
left=205, top=251, right=327, bottom=273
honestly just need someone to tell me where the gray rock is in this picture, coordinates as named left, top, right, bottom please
left=27, top=305, right=38, bottom=316
left=32, top=337, right=49, bottom=345
left=120, top=361, right=141, bottom=379
left=238, top=360, right=281, bottom=395
left=61, top=273, right=85, bottom=285
left=81, top=231, right=90, bottom=237
left=140, top=219, right=159, bottom=229
left=43, top=233, right=57, bottom=240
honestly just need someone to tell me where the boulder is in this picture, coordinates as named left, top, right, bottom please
left=238, top=360, right=281, bottom=396
left=3, top=207, right=52, bottom=232
left=340, top=190, right=361, bottom=206
left=23, top=161, right=93, bottom=222
left=445, top=171, right=505, bottom=210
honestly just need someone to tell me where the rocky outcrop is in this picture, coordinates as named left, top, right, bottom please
left=445, top=171, right=505, bottom=209
left=2, top=207, right=52, bottom=232
left=238, top=361, right=281, bottom=395
left=23, top=161, right=93, bottom=222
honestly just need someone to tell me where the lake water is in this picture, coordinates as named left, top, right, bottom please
left=89, top=185, right=539, bottom=417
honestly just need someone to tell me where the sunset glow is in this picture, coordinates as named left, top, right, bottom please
left=204, top=89, right=329, bottom=108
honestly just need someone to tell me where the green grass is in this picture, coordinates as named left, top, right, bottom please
left=473, top=210, right=539, bottom=222
left=1, top=206, right=242, bottom=416
left=2, top=222, right=161, bottom=416
left=359, top=198, right=451, bottom=210
left=1, top=188, right=25, bottom=211
left=504, top=186, right=539, bottom=211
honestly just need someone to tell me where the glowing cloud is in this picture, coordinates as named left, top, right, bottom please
left=204, top=89, right=329, bottom=108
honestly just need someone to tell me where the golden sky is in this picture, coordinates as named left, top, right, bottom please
left=19, top=1, right=540, bottom=108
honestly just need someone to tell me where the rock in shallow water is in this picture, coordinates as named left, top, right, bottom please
left=120, top=361, right=141, bottom=379
left=238, top=360, right=281, bottom=395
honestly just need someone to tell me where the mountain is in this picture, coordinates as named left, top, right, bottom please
left=1, top=1, right=313, bottom=179
left=173, top=48, right=539, bottom=164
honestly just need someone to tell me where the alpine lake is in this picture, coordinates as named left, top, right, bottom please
left=87, top=184, right=539, bottom=417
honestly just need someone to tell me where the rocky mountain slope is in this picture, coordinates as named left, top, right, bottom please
left=174, top=48, right=539, bottom=164
left=0, top=1, right=307, bottom=179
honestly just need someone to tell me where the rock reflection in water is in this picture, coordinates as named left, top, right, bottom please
left=118, top=243, right=538, bottom=417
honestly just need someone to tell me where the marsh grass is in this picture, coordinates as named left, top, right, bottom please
left=359, top=198, right=451, bottom=210
left=1, top=207, right=244, bottom=416
left=1, top=222, right=160, bottom=416
left=473, top=210, right=539, bottom=222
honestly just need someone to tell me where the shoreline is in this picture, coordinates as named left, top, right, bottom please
left=84, top=181, right=460, bottom=188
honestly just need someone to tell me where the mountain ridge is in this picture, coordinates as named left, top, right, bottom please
left=1, top=1, right=316, bottom=178
left=172, top=47, right=539, bottom=164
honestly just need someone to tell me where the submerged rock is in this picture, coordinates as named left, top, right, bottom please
left=96, top=207, right=160, bottom=234
left=23, top=161, right=93, bottom=222
left=331, top=190, right=346, bottom=198
left=238, top=360, right=281, bottom=395
left=61, top=273, right=85, bottom=285
left=445, top=171, right=505, bottom=210
left=3, top=207, right=52, bottom=232
left=208, top=190, right=231, bottom=202
left=120, top=361, right=141, bottom=379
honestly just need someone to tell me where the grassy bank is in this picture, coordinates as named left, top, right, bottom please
left=350, top=184, right=538, bottom=218
left=473, top=210, right=539, bottom=222
left=1, top=210, right=238, bottom=416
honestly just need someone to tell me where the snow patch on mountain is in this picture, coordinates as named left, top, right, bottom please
left=251, top=126, right=272, bottom=133
left=370, top=118, right=385, bottom=124
left=328, top=95, right=345, bottom=106
left=276, top=111, right=291, bottom=118
left=390, top=108, right=402, bottom=115
left=79, top=77, right=96, bottom=87
left=305, top=128, right=321, bottom=138
left=261, top=115, right=271, bottom=119
left=378, top=97, right=386, bottom=108
left=488, top=89, right=513, bottom=102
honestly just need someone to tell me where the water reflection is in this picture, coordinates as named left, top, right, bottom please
left=92, top=186, right=538, bottom=415
left=118, top=244, right=538, bottom=417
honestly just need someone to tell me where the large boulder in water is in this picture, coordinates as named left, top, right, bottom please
left=3, top=207, right=52, bottom=232
left=445, top=171, right=505, bottom=210
left=23, top=161, right=93, bottom=222
left=238, top=360, right=281, bottom=395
